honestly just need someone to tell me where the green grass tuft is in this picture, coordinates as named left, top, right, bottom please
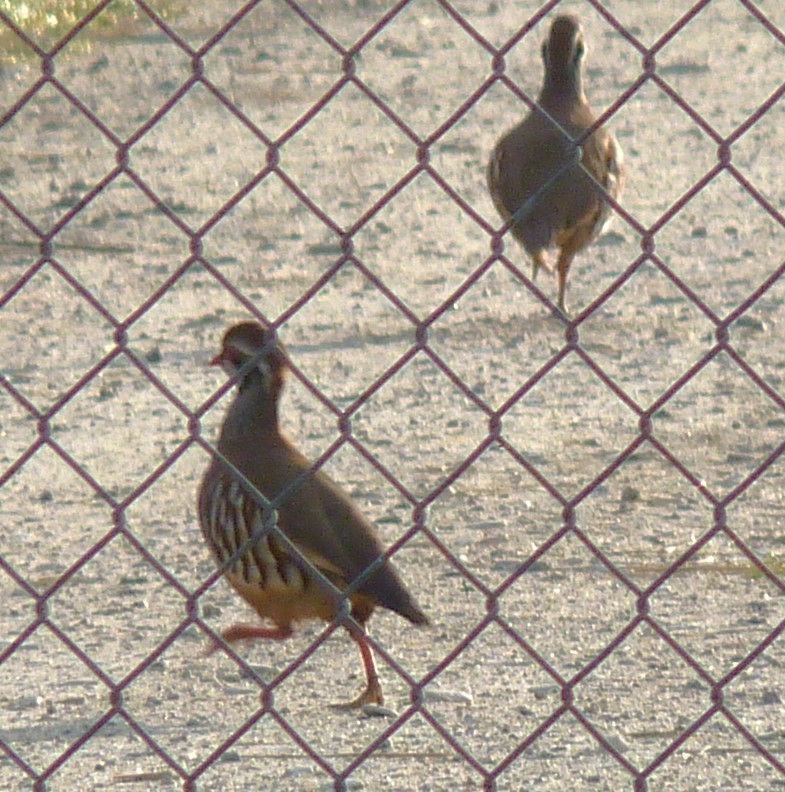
left=0, top=0, right=183, bottom=61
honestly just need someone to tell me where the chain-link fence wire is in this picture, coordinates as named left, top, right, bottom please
left=2, top=0, right=785, bottom=788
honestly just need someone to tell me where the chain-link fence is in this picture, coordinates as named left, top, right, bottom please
left=2, top=0, right=785, bottom=789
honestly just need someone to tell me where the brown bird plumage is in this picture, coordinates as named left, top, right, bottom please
left=198, top=322, right=428, bottom=708
left=488, top=14, right=624, bottom=314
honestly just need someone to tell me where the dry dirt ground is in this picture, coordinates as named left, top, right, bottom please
left=2, top=0, right=785, bottom=789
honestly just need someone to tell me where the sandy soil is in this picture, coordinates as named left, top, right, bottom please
left=2, top=1, right=785, bottom=789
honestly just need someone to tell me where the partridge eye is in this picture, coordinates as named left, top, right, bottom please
left=574, top=40, right=585, bottom=60
left=225, top=347, right=246, bottom=366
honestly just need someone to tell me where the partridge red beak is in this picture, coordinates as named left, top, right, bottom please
left=209, top=353, right=222, bottom=366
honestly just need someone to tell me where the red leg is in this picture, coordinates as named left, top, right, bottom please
left=555, top=248, right=577, bottom=314
left=555, top=222, right=596, bottom=315
left=204, top=623, right=293, bottom=656
left=331, top=627, right=384, bottom=710
left=531, top=249, right=552, bottom=281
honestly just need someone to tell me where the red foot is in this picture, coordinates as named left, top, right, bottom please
left=329, top=628, right=384, bottom=709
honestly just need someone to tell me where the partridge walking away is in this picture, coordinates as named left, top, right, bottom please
left=488, top=14, right=624, bottom=313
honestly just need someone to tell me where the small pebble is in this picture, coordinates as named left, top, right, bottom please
left=605, top=734, right=629, bottom=754
left=284, top=764, right=318, bottom=778
left=620, top=486, right=640, bottom=503
left=242, top=664, right=277, bottom=682
left=735, top=315, right=765, bottom=332
left=468, top=520, right=507, bottom=531
left=422, top=688, right=473, bottom=705
left=8, top=695, right=42, bottom=711
left=361, top=704, right=397, bottom=719
left=531, top=685, right=558, bottom=700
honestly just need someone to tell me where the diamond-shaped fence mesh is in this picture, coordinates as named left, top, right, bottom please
left=2, top=0, right=785, bottom=788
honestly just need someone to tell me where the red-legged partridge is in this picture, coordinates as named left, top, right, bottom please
left=198, top=322, right=428, bottom=708
left=488, top=14, right=624, bottom=314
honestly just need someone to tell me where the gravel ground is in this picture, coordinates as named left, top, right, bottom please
left=2, top=1, right=785, bottom=790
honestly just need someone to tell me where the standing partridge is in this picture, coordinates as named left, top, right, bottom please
left=198, top=321, right=428, bottom=708
left=488, top=13, right=624, bottom=314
